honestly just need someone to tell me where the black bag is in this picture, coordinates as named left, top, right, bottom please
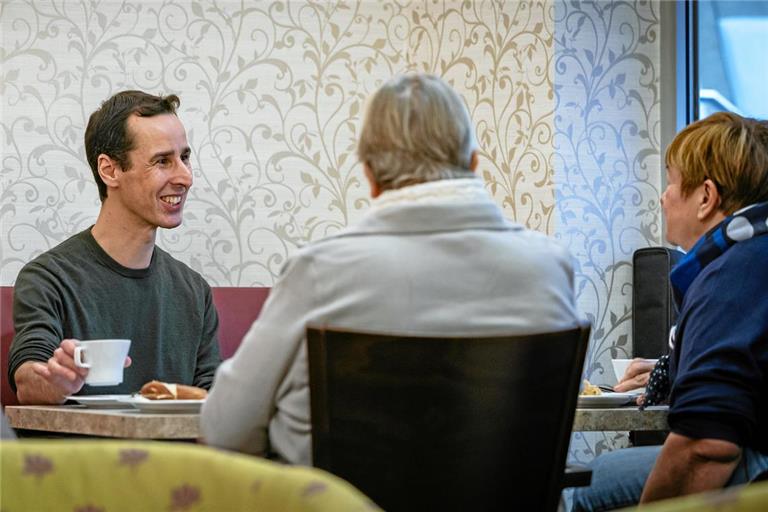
left=632, top=247, right=684, bottom=359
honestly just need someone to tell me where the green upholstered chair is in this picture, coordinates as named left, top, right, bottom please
left=1, top=439, right=377, bottom=511
left=618, top=482, right=768, bottom=512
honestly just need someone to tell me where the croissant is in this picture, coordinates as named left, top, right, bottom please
left=139, top=380, right=207, bottom=400
left=580, top=379, right=602, bottom=396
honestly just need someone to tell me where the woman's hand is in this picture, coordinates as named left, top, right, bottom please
left=613, top=358, right=656, bottom=392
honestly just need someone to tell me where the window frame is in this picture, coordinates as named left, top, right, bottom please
left=677, top=0, right=699, bottom=130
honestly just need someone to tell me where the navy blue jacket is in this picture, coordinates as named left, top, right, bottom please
left=669, top=234, right=768, bottom=454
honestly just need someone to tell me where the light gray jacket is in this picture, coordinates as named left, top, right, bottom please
left=201, top=183, right=580, bottom=464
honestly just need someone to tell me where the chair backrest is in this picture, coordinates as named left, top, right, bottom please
left=0, top=286, right=272, bottom=407
left=211, top=287, right=270, bottom=359
left=307, top=323, right=591, bottom=512
left=622, top=479, right=768, bottom=512
left=2, top=440, right=377, bottom=511
left=1, top=287, right=18, bottom=407
left=632, top=247, right=683, bottom=358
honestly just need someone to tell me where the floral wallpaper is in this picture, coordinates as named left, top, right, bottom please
left=554, top=0, right=662, bottom=462
left=1, top=0, right=558, bottom=285
left=1, top=0, right=661, bottom=458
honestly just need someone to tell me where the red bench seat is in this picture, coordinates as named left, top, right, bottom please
left=1, top=286, right=270, bottom=407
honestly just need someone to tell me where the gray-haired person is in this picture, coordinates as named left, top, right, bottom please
left=201, top=73, right=579, bottom=464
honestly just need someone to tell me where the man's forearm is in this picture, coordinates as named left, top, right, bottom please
left=14, top=362, right=68, bottom=405
left=641, top=432, right=742, bottom=503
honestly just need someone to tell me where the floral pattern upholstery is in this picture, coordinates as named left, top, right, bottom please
left=1, top=440, right=378, bottom=511
left=619, top=482, right=768, bottom=512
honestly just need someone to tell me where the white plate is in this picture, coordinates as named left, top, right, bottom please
left=125, top=396, right=205, bottom=414
left=65, top=395, right=133, bottom=408
left=577, top=392, right=639, bottom=408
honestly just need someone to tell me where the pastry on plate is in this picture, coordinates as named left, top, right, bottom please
left=139, top=380, right=207, bottom=400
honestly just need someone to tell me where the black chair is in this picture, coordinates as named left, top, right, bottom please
left=632, top=247, right=683, bottom=359
left=631, top=247, right=682, bottom=446
left=307, top=323, right=591, bottom=512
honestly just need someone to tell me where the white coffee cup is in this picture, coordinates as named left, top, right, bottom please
left=73, top=339, right=131, bottom=386
left=611, top=359, right=634, bottom=383
left=612, top=358, right=658, bottom=393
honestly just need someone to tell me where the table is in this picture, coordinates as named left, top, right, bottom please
left=6, top=404, right=668, bottom=439
left=572, top=406, right=668, bottom=432
left=5, top=405, right=200, bottom=440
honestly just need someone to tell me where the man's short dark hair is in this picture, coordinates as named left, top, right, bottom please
left=84, top=90, right=180, bottom=201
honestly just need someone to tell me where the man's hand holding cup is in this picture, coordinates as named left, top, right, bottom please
left=31, top=338, right=132, bottom=396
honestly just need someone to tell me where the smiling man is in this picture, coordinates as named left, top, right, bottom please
left=9, top=91, right=221, bottom=404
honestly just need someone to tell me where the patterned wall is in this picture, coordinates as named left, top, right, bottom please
left=1, top=0, right=662, bottom=456
left=1, top=0, right=558, bottom=285
left=553, top=0, right=662, bottom=462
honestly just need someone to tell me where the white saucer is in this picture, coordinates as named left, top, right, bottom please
left=124, top=396, right=205, bottom=414
left=65, top=395, right=133, bottom=408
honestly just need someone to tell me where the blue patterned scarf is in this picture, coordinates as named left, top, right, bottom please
left=670, top=200, right=768, bottom=307
left=641, top=200, right=768, bottom=408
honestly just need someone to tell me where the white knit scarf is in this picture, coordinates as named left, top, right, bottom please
left=369, top=178, right=489, bottom=213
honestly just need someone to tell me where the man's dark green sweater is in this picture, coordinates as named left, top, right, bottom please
left=9, top=228, right=221, bottom=394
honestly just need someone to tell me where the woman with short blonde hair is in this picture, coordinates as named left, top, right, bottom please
left=665, top=111, right=768, bottom=214
left=573, top=111, right=768, bottom=511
